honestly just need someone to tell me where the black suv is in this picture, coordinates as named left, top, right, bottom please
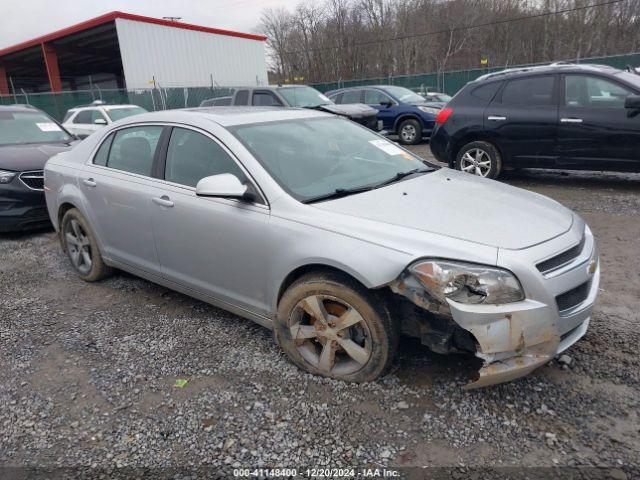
left=0, top=105, right=76, bottom=232
left=430, top=63, right=640, bottom=178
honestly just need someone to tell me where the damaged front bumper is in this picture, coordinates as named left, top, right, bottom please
left=448, top=275, right=597, bottom=389
left=390, top=226, right=600, bottom=389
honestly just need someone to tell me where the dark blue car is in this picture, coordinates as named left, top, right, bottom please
left=326, top=86, right=441, bottom=145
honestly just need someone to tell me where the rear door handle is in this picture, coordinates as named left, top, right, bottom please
left=82, top=178, right=97, bottom=187
left=561, top=118, right=583, bottom=123
left=487, top=116, right=507, bottom=121
left=152, top=195, right=174, bottom=208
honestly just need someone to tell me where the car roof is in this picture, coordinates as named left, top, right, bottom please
left=114, top=106, right=331, bottom=128
left=474, top=63, right=621, bottom=83
left=69, top=104, right=140, bottom=111
left=0, top=104, right=45, bottom=113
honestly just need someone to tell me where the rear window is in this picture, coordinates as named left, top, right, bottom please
left=235, top=90, right=250, bottom=105
left=501, top=76, right=555, bottom=106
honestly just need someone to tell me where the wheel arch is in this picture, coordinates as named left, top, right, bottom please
left=276, top=263, right=373, bottom=308
left=393, top=113, right=423, bottom=133
left=450, top=134, right=504, bottom=168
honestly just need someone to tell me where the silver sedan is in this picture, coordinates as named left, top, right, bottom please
left=44, top=107, right=599, bottom=388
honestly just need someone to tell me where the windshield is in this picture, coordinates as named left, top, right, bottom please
left=277, top=87, right=333, bottom=108
left=105, top=107, right=147, bottom=122
left=384, top=86, right=427, bottom=104
left=430, top=93, right=452, bottom=102
left=232, top=117, right=434, bottom=203
left=0, top=111, right=72, bottom=146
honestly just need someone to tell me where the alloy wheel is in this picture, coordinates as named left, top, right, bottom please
left=400, top=124, right=417, bottom=143
left=289, top=294, right=372, bottom=376
left=65, top=219, right=92, bottom=275
left=460, top=148, right=492, bottom=177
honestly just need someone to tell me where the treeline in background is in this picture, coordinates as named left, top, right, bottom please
left=259, top=0, right=640, bottom=84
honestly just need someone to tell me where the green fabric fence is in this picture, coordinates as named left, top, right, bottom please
left=310, top=52, right=640, bottom=95
left=1, top=53, right=638, bottom=120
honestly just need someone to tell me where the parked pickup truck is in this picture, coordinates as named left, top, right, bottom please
left=199, top=85, right=382, bottom=131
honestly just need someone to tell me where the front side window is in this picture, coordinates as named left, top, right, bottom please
left=0, top=111, right=72, bottom=146
left=501, top=76, right=555, bottom=106
left=105, top=107, right=147, bottom=122
left=73, top=110, right=94, bottom=124
left=253, top=92, right=282, bottom=107
left=164, top=128, right=247, bottom=188
left=106, top=126, right=163, bottom=176
left=565, top=75, right=634, bottom=108
left=381, top=86, right=426, bottom=104
left=232, top=117, right=434, bottom=203
left=364, top=89, right=392, bottom=105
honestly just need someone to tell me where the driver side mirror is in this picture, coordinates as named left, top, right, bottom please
left=196, top=173, right=253, bottom=201
left=380, top=100, right=393, bottom=108
left=624, top=95, right=640, bottom=110
left=94, top=118, right=107, bottom=125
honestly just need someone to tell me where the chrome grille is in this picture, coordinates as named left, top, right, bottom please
left=19, top=170, right=44, bottom=190
left=537, top=235, right=585, bottom=274
left=556, top=281, right=590, bottom=313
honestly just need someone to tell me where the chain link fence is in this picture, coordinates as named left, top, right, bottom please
left=0, top=86, right=234, bottom=121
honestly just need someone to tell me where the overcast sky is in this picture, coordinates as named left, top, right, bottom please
left=0, top=0, right=290, bottom=50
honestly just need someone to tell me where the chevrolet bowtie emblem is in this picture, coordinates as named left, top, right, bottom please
left=588, top=260, right=597, bottom=275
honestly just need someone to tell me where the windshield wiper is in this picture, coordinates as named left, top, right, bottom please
left=303, top=185, right=376, bottom=204
left=375, top=168, right=433, bottom=188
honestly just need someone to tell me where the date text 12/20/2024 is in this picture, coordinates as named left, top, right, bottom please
left=233, top=468, right=401, bottom=477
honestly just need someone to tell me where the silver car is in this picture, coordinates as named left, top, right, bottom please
left=44, top=108, right=599, bottom=388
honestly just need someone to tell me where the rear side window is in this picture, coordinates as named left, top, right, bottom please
left=93, top=134, right=113, bottom=166
left=234, top=90, right=249, bottom=105
left=106, top=126, right=163, bottom=176
left=471, top=82, right=502, bottom=101
left=341, top=90, right=362, bottom=103
left=253, top=92, right=282, bottom=106
left=164, top=127, right=247, bottom=188
left=501, top=76, right=555, bottom=106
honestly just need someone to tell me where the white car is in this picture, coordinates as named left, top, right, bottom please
left=62, top=101, right=147, bottom=139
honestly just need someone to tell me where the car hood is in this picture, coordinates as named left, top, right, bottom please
left=0, top=142, right=76, bottom=172
left=410, top=101, right=444, bottom=109
left=312, top=169, right=574, bottom=250
left=313, top=103, right=378, bottom=119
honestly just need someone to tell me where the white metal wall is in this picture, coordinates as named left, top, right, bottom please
left=115, top=19, right=268, bottom=89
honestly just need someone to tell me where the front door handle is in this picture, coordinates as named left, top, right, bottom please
left=152, top=195, right=174, bottom=208
left=561, top=118, right=583, bottom=124
left=487, top=115, right=507, bottom=121
left=82, top=178, right=97, bottom=187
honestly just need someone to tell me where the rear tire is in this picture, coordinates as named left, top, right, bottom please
left=397, top=118, right=422, bottom=145
left=275, top=272, right=398, bottom=382
left=455, top=141, right=502, bottom=179
left=60, top=208, right=113, bottom=282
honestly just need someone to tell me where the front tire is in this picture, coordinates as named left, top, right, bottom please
left=455, top=141, right=502, bottom=179
left=275, top=272, right=398, bottom=382
left=397, top=118, right=422, bottom=145
left=61, top=208, right=113, bottom=282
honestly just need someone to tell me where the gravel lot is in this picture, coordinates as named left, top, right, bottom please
left=1, top=146, right=639, bottom=478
